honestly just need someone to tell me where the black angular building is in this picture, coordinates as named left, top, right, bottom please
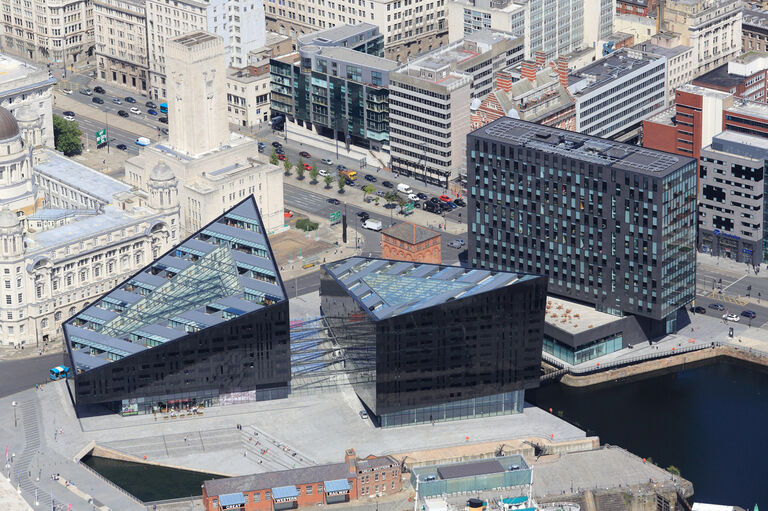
left=467, top=118, right=697, bottom=342
left=320, top=257, right=547, bottom=427
left=64, top=196, right=290, bottom=415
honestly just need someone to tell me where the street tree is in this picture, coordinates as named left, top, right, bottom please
left=324, top=174, right=334, bottom=189
left=52, top=115, right=83, bottom=156
left=269, top=149, right=278, bottom=165
left=283, top=159, right=292, bottom=175
left=362, top=184, right=376, bottom=202
left=296, top=164, right=305, bottom=180
left=309, top=167, right=319, bottom=183
left=337, top=174, right=346, bottom=193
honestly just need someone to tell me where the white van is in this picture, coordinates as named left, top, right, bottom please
left=362, top=219, right=383, bottom=231
left=135, top=137, right=151, bottom=146
left=397, top=183, right=412, bottom=194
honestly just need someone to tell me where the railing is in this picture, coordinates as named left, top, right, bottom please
left=77, top=459, right=145, bottom=505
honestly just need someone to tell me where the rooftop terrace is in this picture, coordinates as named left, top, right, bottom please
left=64, top=197, right=285, bottom=373
left=475, top=117, right=695, bottom=176
left=323, top=257, right=537, bottom=320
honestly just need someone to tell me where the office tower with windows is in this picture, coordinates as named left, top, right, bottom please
left=468, top=118, right=697, bottom=337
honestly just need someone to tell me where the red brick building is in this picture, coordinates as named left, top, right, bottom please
left=381, top=222, right=441, bottom=264
left=692, top=52, right=768, bottom=103
left=723, top=100, right=768, bottom=138
left=616, top=0, right=657, bottom=16
left=202, top=449, right=400, bottom=511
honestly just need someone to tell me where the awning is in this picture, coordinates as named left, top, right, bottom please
left=219, top=492, right=245, bottom=507
left=272, top=485, right=299, bottom=501
left=324, top=479, right=351, bottom=494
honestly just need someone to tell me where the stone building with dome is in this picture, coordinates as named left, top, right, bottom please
left=0, top=105, right=180, bottom=348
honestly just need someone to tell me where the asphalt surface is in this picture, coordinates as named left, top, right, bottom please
left=53, top=105, right=153, bottom=155
left=0, top=353, right=65, bottom=398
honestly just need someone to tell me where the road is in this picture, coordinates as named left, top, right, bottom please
left=53, top=106, right=155, bottom=155
left=0, top=353, right=65, bottom=398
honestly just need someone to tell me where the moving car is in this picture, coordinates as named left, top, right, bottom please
left=130, top=107, right=141, bottom=115
left=62, top=111, right=75, bottom=121
left=125, top=96, right=136, bottom=103
left=689, top=306, right=706, bottom=314
left=327, top=198, right=341, bottom=205
left=116, top=144, right=127, bottom=151
left=92, top=97, right=104, bottom=104
left=742, top=310, right=757, bottom=319
left=359, top=410, right=368, bottom=420
left=723, top=313, right=740, bottom=322
left=146, top=101, right=157, bottom=109
left=61, top=88, right=73, bottom=95
left=397, top=183, right=412, bottom=194
left=158, top=117, right=168, bottom=124
left=357, top=211, right=370, bottom=221
left=382, top=181, right=394, bottom=188
left=365, top=174, right=377, bottom=182
left=117, top=110, right=129, bottom=117
left=112, top=98, right=122, bottom=105
left=159, top=127, right=169, bottom=135
left=408, top=193, right=419, bottom=201
left=448, top=239, right=466, bottom=249
left=322, top=158, right=334, bottom=165
left=299, top=151, right=311, bottom=158
left=93, top=86, right=106, bottom=94
left=79, top=88, right=92, bottom=96
left=272, top=141, right=282, bottom=148
left=135, top=137, right=151, bottom=146
left=708, top=303, right=726, bottom=311
left=147, top=109, right=158, bottom=116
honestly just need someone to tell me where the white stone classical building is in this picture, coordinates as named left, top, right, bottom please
left=146, top=0, right=267, bottom=100
left=0, top=55, right=55, bottom=149
left=93, top=0, right=150, bottom=95
left=0, top=106, right=179, bottom=348
left=662, top=0, right=742, bottom=75
left=126, top=32, right=285, bottom=238
left=0, top=0, right=94, bottom=67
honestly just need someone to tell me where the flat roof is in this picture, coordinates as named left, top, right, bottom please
left=382, top=222, right=440, bottom=244
left=28, top=206, right=145, bottom=250
left=0, top=54, right=53, bottom=90
left=313, top=47, right=398, bottom=71
left=36, top=150, right=130, bottom=203
left=474, top=117, right=695, bottom=177
left=569, top=49, right=661, bottom=97
left=323, top=257, right=540, bottom=321
left=726, top=99, right=768, bottom=120
left=64, top=197, right=285, bottom=374
left=692, top=63, right=745, bottom=89
left=645, top=105, right=676, bottom=126
left=437, top=460, right=504, bottom=479
left=172, top=32, right=220, bottom=47
left=298, top=23, right=378, bottom=46
left=743, top=8, right=768, bottom=29
left=545, top=297, right=622, bottom=334
left=634, top=42, right=691, bottom=59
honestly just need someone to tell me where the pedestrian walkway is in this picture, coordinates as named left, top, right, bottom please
left=698, top=252, right=766, bottom=278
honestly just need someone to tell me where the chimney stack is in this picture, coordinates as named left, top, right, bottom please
left=496, top=71, right=513, bottom=92
left=556, top=56, right=569, bottom=89
left=535, top=51, right=546, bottom=68
left=521, top=61, right=537, bottom=82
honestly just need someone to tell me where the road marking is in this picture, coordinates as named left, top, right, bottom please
left=722, top=274, right=746, bottom=292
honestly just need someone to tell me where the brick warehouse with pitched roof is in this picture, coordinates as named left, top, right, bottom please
left=380, top=222, right=442, bottom=264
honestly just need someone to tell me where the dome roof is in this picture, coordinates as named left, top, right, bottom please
left=0, top=107, right=20, bottom=140
left=149, top=162, right=175, bottom=181
left=14, top=105, right=37, bottom=123
left=0, top=207, right=20, bottom=229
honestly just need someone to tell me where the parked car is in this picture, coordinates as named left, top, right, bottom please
left=135, top=137, right=151, bottom=146
left=365, top=174, right=377, bottom=182
left=79, top=88, right=92, bottom=96
left=93, top=86, right=106, bottom=94
left=416, top=192, right=428, bottom=200
left=272, top=141, right=282, bottom=148
left=742, top=310, right=757, bottom=319
left=61, top=88, right=73, bottom=95
left=277, top=154, right=287, bottom=160
left=62, top=111, right=75, bottom=121
left=117, top=110, right=129, bottom=118
left=147, top=109, right=158, bottom=116
left=130, top=107, right=141, bottom=115
left=112, top=98, right=122, bottom=105
left=454, top=198, right=466, bottom=207
left=723, top=313, right=740, bottom=322
left=429, top=197, right=441, bottom=205
left=146, top=101, right=157, bottom=109
left=448, top=239, right=466, bottom=249
left=319, top=169, right=329, bottom=177
left=357, top=211, right=370, bottom=220
left=322, top=158, right=334, bottom=165
left=158, top=116, right=168, bottom=124
left=125, top=96, right=136, bottom=103
left=159, top=127, right=169, bottom=135
left=336, top=164, right=347, bottom=171
left=440, top=194, right=452, bottom=202
left=327, top=198, right=341, bottom=205
left=303, top=163, right=312, bottom=171
left=408, top=193, right=419, bottom=201
left=116, top=144, right=127, bottom=151
left=382, top=181, right=394, bottom=188
left=689, top=306, right=706, bottom=314
left=345, top=178, right=355, bottom=186
left=359, top=410, right=368, bottom=420
left=299, top=151, right=311, bottom=158
left=92, top=96, right=104, bottom=104
left=708, top=303, right=726, bottom=311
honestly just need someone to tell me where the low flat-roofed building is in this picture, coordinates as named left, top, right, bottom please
left=723, top=99, right=768, bottom=138
left=693, top=51, right=768, bottom=103
left=411, top=455, right=531, bottom=498
left=381, top=222, right=441, bottom=264
left=321, top=257, right=547, bottom=427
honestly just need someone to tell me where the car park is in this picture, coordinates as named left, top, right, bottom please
left=158, top=117, right=168, bottom=124
left=118, top=110, right=129, bottom=117
left=454, top=198, right=466, bottom=207
left=382, top=181, right=394, bottom=188
left=708, top=303, right=726, bottom=311
left=365, top=174, right=377, bottom=182
left=724, top=313, right=740, bottom=322
left=327, top=198, right=341, bottom=205
left=93, top=86, right=106, bottom=94
left=742, top=310, right=757, bottom=319
left=146, top=101, right=157, bottom=109
left=62, top=111, right=75, bottom=121
left=130, top=107, right=141, bottom=115
left=299, top=151, right=311, bottom=158
left=147, top=109, right=158, bottom=116
left=416, top=192, right=428, bottom=200
left=92, top=96, right=104, bottom=104
left=116, top=144, right=127, bottom=151
left=322, top=158, right=334, bottom=165
left=112, top=98, right=122, bottom=105
left=125, top=96, right=136, bottom=103
left=689, top=306, right=706, bottom=314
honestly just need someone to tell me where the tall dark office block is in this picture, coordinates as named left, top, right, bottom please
left=321, top=257, right=547, bottom=427
left=468, top=118, right=697, bottom=338
left=64, top=197, right=290, bottom=416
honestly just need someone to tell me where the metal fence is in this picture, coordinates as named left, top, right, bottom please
left=77, top=459, right=145, bottom=506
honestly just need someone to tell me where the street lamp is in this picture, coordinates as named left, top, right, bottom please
left=12, top=401, right=17, bottom=428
